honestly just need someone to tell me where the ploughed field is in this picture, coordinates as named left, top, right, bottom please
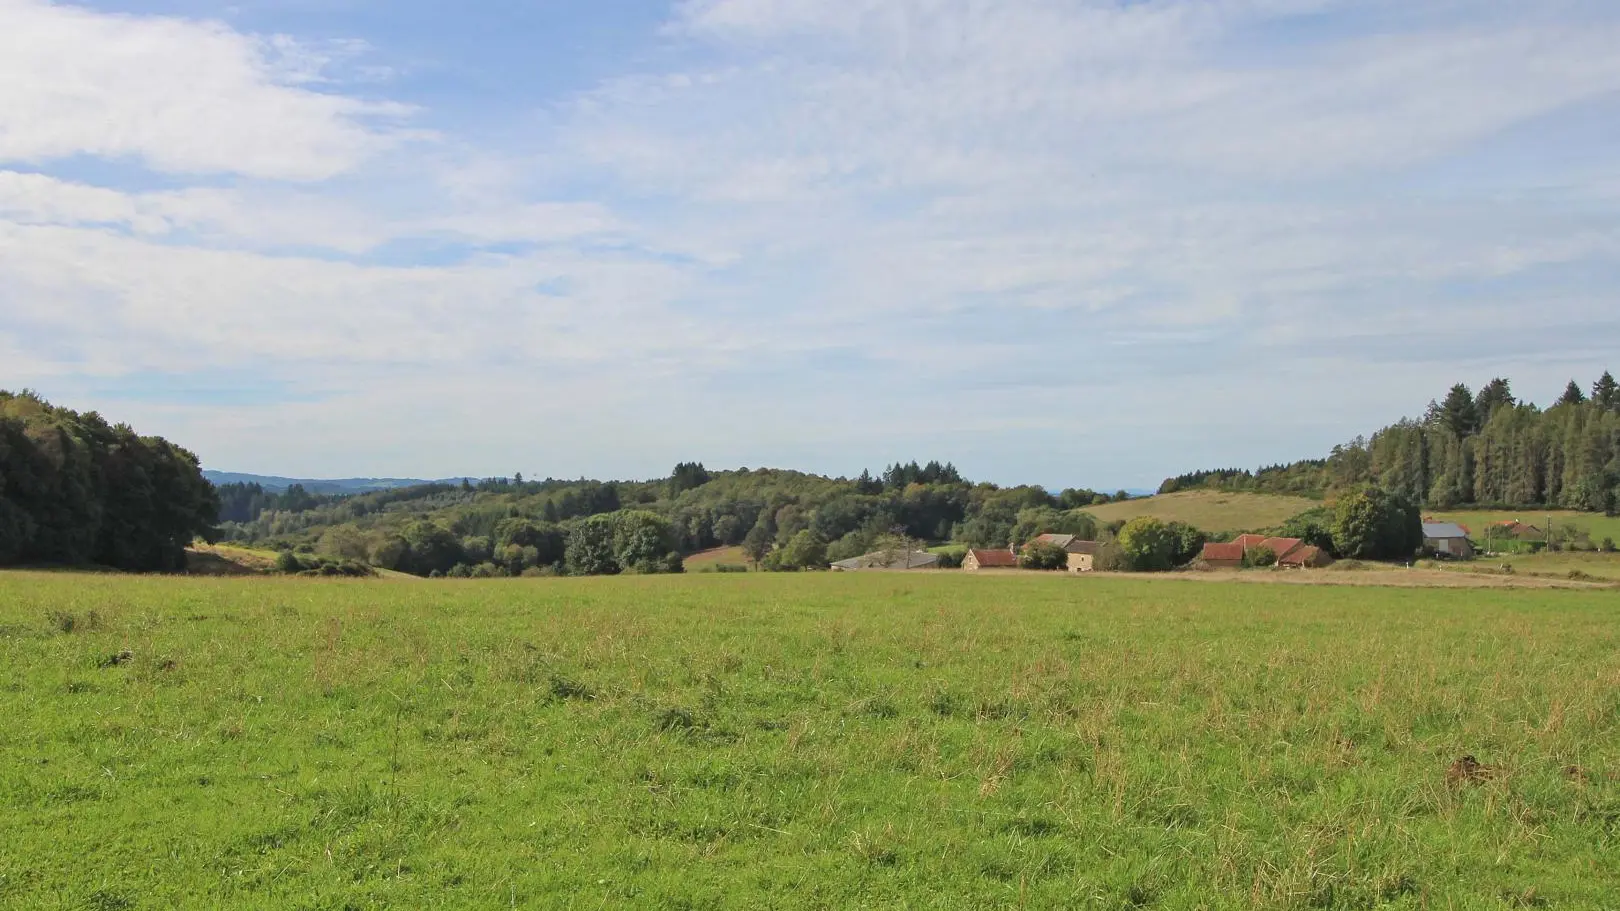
left=1, top=573, right=1616, bottom=910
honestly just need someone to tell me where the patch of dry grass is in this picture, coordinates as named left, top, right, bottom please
left=1086, top=490, right=1320, bottom=532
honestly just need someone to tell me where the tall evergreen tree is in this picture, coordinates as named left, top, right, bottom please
left=1438, top=383, right=1481, bottom=438
left=1592, top=371, right=1618, bottom=411
left=1474, top=377, right=1516, bottom=417
left=1558, top=380, right=1587, bottom=406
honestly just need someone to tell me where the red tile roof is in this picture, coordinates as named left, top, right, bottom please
left=1259, top=537, right=1304, bottom=560
left=1202, top=542, right=1245, bottom=563
left=969, top=549, right=1020, bottom=568
left=1279, top=544, right=1326, bottom=567
left=1233, top=534, right=1268, bottom=549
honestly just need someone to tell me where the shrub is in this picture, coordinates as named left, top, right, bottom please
left=273, top=551, right=302, bottom=574
left=1242, top=546, right=1277, bottom=569
left=1019, top=541, right=1069, bottom=571
left=1600, top=538, right=1616, bottom=554
left=1118, top=518, right=1176, bottom=572
left=1092, top=543, right=1130, bottom=572
left=1332, top=487, right=1421, bottom=560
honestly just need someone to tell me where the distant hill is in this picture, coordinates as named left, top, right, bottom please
left=1086, top=490, right=1319, bottom=533
left=203, top=471, right=436, bottom=495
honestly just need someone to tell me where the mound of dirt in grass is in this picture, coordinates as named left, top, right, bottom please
left=1446, top=755, right=1496, bottom=785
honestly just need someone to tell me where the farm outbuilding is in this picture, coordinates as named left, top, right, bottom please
left=1201, top=536, right=1332, bottom=569
left=1026, top=534, right=1101, bottom=572
left=1422, top=523, right=1474, bottom=559
left=963, top=549, right=1020, bottom=571
left=1278, top=544, right=1332, bottom=568
left=1201, top=542, right=1245, bottom=568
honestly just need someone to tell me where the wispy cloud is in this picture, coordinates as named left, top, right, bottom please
left=2, top=0, right=1618, bottom=483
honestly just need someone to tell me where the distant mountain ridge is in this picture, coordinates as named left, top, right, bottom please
left=203, top=471, right=439, bottom=495
left=206, top=470, right=1156, bottom=499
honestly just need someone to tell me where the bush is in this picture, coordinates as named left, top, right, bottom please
left=275, top=550, right=374, bottom=577
left=1092, top=543, right=1130, bottom=572
left=1242, top=546, right=1276, bottom=569
left=1019, top=541, right=1069, bottom=571
left=1332, top=487, right=1421, bottom=560
left=1601, top=538, right=1616, bottom=554
left=1118, top=518, right=1176, bottom=572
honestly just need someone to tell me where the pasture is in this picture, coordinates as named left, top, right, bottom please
left=1, top=572, right=1616, bottom=909
left=1085, top=491, right=1320, bottom=533
left=1425, top=510, right=1620, bottom=548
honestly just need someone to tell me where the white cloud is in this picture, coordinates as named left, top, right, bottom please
left=3, top=0, right=1620, bottom=482
left=0, top=0, right=413, bottom=180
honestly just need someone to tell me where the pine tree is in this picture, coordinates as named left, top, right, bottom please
left=1592, top=371, right=1618, bottom=411
left=1474, top=377, right=1515, bottom=417
left=1439, top=384, right=1480, bottom=437
left=1558, top=380, right=1587, bottom=407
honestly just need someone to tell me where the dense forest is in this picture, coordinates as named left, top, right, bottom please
left=0, top=390, right=218, bottom=571
left=1160, top=375, right=1620, bottom=513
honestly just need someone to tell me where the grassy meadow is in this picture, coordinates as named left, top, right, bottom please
left=1, top=572, right=1617, bottom=910
left=681, top=546, right=753, bottom=571
left=1086, top=491, right=1320, bottom=532
left=1425, top=510, right=1620, bottom=547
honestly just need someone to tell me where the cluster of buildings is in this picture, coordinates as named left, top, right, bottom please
left=831, top=534, right=1102, bottom=573
left=963, top=534, right=1100, bottom=573
left=1199, top=535, right=1332, bottom=569
left=829, top=522, right=1485, bottom=573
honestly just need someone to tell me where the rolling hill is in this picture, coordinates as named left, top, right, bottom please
left=203, top=471, right=434, bottom=495
left=1086, top=490, right=1319, bottom=532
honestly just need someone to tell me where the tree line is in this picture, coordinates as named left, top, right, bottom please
left=0, top=391, right=218, bottom=571
left=1160, top=375, right=1620, bottom=514
left=225, top=460, right=1139, bottom=578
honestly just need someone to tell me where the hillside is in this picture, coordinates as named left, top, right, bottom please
left=1085, top=490, right=1319, bottom=532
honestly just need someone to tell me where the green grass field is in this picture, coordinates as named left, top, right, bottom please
left=2, top=572, right=1617, bottom=909
left=1435, top=551, right=1620, bottom=583
left=682, top=546, right=752, bottom=570
left=1087, top=491, right=1320, bottom=532
left=1426, top=510, right=1620, bottom=547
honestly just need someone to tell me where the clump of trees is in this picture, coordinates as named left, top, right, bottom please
left=1331, top=487, right=1423, bottom=560
left=1019, top=540, right=1069, bottom=571
left=273, top=550, right=374, bottom=577
left=0, top=390, right=218, bottom=571
left=346, top=510, right=683, bottom=578
left=1114, top=518, right=1207, bottom=572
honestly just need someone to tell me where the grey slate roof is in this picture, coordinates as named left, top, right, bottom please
left=830, top=550, right=941, bottom=571
left=1422, top=523, right=1470, bottom=540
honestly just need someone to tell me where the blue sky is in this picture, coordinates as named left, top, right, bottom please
left=3, top=0, right=1619, bottom=488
